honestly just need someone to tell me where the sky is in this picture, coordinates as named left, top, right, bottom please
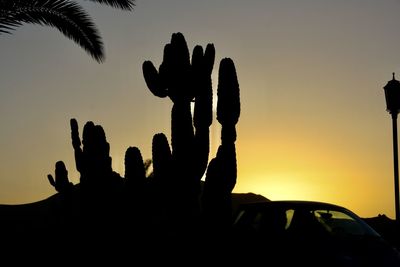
left=0, top=0, right=400, bottom=218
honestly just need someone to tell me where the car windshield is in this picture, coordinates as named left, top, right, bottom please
left=311, top=208, right=380, bottom=237
left=282, top=206, right=381, bottom=238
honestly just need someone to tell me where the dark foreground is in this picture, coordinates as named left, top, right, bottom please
left=1, top=191, right=400, bottom=267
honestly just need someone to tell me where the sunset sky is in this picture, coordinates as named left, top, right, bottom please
left=0, top=0, right=399, bottom=218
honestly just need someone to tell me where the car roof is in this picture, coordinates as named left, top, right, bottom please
left=237, top=200, right=348, bottom=211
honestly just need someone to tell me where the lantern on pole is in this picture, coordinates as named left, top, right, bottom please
left=383, top=73, right=400, bottom=222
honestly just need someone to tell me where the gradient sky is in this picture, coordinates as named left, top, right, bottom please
left=1, top=0, right=399, bottom=218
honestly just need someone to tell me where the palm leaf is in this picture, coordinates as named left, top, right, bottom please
left=84, top=0, right=135, bottom=10
left=0, top=0, right=104, bottom=62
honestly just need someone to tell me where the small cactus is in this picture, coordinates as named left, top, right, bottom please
left=70, top=118, right=115, bottom=187
left=151, top=133, right=172, bottom=183
left=47, top=161, right=73, bottom=194
left=124, top=146, right=146, bottom=186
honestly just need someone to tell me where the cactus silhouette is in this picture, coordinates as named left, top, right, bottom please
left=44, top=33, right=241, bottom=245
left=123, top=146, right=150, bottom=231
left=143, top=133, right=174, bottom=229
left=142, top=33, right=242, bottom=236
left=68, top=118, right=126, bottom=234
left=143, top=32, right=215, bottom=227
left=124, top=146, right=146, bottom=189
left=151, top=133, right=172, bottom=186
left=217, top=58, right=240, bottom=144
left=123, top=146, right=146, bottom=206
left=202, top=58, right=240, bottom=232
left=70, top=118, right=121, bottom=189
left=47, top=160, right=73, bottom=194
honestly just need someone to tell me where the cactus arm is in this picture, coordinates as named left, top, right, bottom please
left=191, top=45, right=204, bottom=76
left=171, top=32, right=190, bottom=69
left=47, top=174, right=56, bottom=187
left=166, top=33, right=193, bottom=102
left=217, top=58, right=240, bottom=125
left=70, top=118, right=84, bottom=173
left=142, top=61, right=168, bottom=98
left=124, top=146, right=146, bottom=182
left=191, top=43, right=215, bottom=180
left=193, top=44, right=214, bottom=129
left=217, top=58, right=240, bottom=144
left=70, top=118, right=81, bottom=150
left=171, top=101, right=194, bottom=161
left=204, top=43, right=216, bottom=76
left=151, top=132, right=174, bottom=199
left=152, top=133, right=172, bottom=180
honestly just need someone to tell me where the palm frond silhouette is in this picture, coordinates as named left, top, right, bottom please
left=0, top=0, right=135, bottom=62
left=85, top=0, right=134, bottom=10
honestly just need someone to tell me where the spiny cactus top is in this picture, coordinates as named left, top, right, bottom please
left=143, top=32, right=215, bottom=104
left=217, top=58, right=240, bottom=127
left=124, top=146, right=145, bottom=181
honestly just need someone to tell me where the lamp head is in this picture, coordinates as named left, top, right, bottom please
left=384, top=73, right=400, bottom=115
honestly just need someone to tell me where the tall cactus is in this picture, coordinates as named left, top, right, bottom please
left=202, top=58, right=240, bottom=232
left=142, top=32, right=215, bottom=222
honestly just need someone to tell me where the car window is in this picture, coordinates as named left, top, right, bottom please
left=285, top=209, right=294, bottom=230
left=313, top=209, right=379, bottom=237
left=286, top=208, right=326, bottom=236
left=233, top=208, right=258, bottom=230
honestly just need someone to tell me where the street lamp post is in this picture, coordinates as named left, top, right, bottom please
left=383, top=73, right=400, bottom=223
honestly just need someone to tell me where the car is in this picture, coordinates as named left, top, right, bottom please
left=230, top=200, right=400, bottom=267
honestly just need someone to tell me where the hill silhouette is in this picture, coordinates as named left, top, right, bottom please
left=0, top=187, right=269, bottom=232
left=0, top=183, right=269, bottom=263
left=363, top=214, right=400, bottom=249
